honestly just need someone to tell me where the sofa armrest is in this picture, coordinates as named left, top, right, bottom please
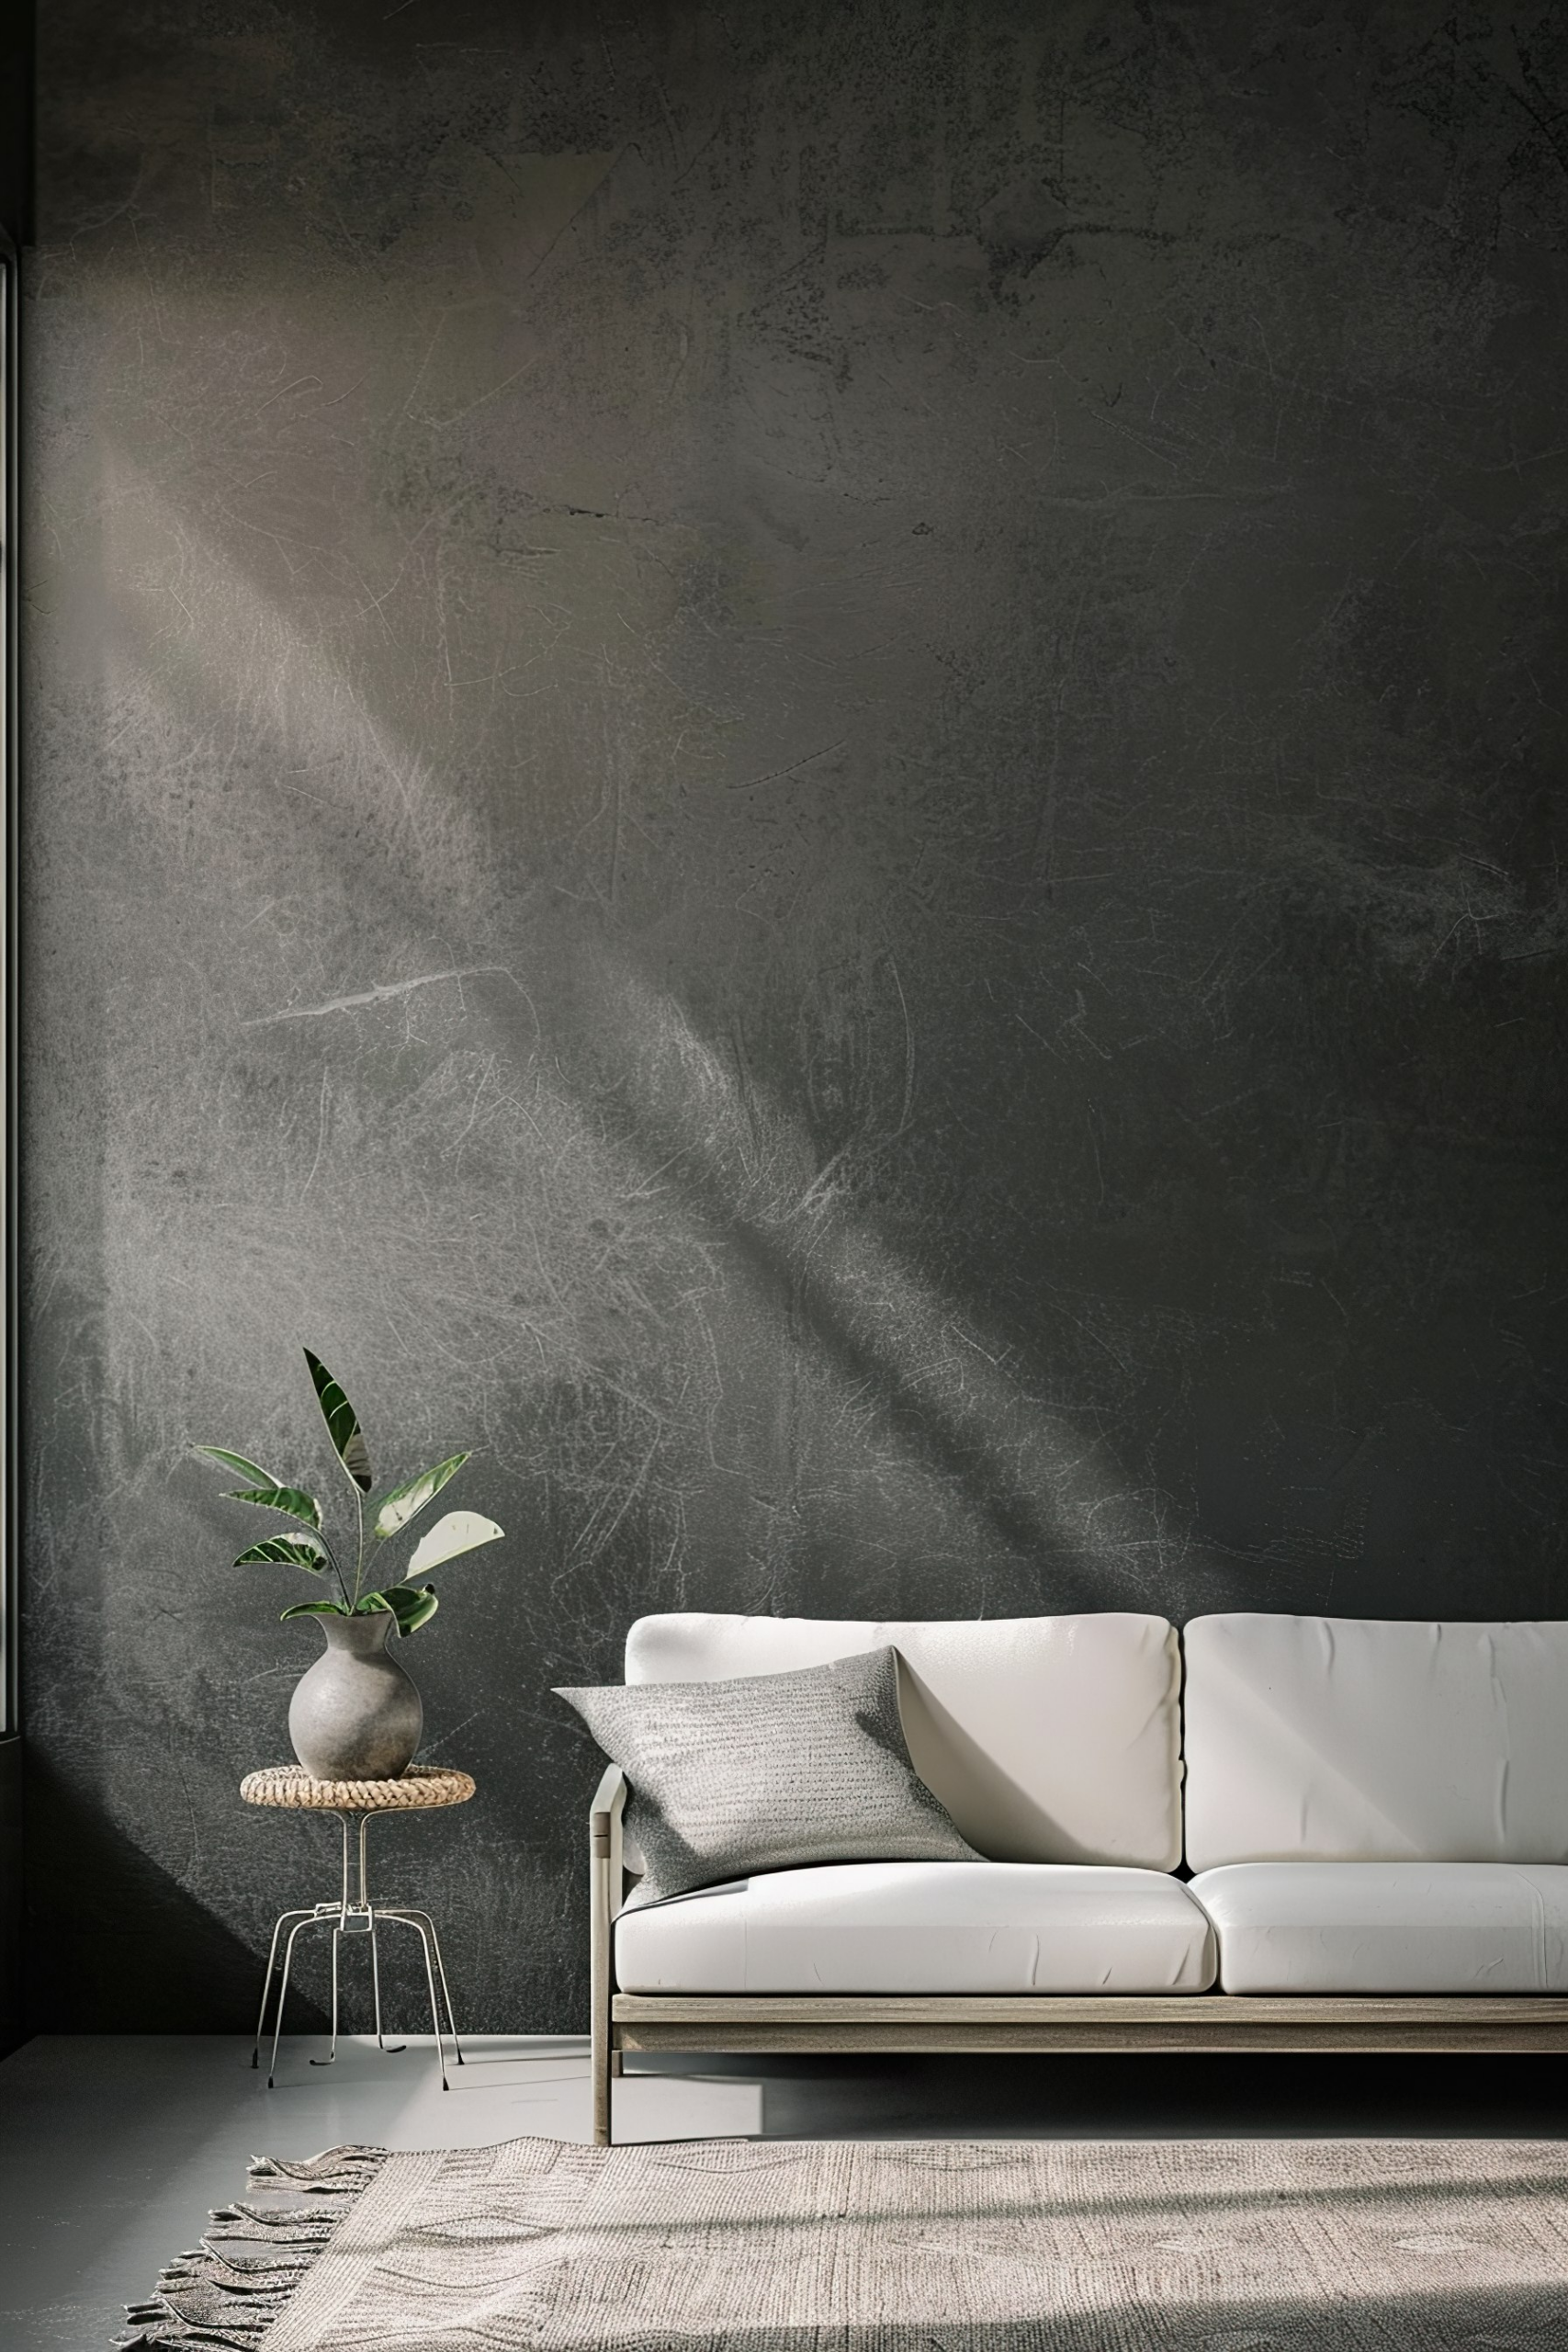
left=590, top=1763, right=627, bottom=1911
left=589, top=1766, right=626, bottom=2144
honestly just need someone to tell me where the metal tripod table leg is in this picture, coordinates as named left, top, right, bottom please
left=253, top=1805, right=459, bottom=2088
left=377, top=1907, right=466, bottom=2087
left=251, top=1907, right=316, bottom=2070
left=410, top=1905, right=465, bottom=2067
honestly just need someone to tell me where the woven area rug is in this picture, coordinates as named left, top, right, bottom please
left=119, top=2134, right=1568, bottom=2350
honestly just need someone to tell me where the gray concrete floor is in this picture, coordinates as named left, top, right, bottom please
left=1, top=2032, right=1562, bottom=2351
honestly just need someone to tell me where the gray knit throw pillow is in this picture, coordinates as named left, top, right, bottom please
left=554, top=1645, right=980, bottom=1905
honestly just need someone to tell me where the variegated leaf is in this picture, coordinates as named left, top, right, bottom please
left=373, top=1453, right=469, bottom=1541
left=404, top=1510, right=503, bottom=1578
left=224, top=1481, right=322, bottom=1532
left=303, top=1350, right=372, bottom=1492
left=197, top=1446, right=279, bottom=1487
left=280, top=1600, right=349, bottom=1621
left=370, top=1582, right=440, bottom=1636
left=234, top=1534, right=330, bottom=1573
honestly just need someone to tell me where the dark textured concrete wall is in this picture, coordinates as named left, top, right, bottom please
left=23, top=2, right=1568, bottom=2030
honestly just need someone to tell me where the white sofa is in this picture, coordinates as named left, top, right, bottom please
left=588, top=1610, right=1568, bottom=2143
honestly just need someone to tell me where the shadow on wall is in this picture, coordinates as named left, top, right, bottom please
left=22, top=1747, right=327, bottom=2033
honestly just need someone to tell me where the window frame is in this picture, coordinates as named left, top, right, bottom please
left=1, top=225, right=15, bottom=1740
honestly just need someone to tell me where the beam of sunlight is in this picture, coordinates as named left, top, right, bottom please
left=582, top=953, right=1207, bottom=1609
left=82, top=451, right=1225, bottom=1627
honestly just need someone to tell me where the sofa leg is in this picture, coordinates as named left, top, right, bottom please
left=588, top=1766, right=625, bottom=2147
left=591, top=2015, right=613, bottom=2146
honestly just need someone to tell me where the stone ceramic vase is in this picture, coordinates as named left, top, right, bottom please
left=288, top=1612, right=423, bottom=1781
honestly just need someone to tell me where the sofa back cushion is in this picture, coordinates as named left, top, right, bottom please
left=1183, top=1613, right=1568, bottom=1870
left=625, top=1612, right=1182, bottom=1869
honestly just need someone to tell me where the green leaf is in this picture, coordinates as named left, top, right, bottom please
left=280, top=1599, right=349, bottom=1621
left=234, top=1534, right=330, bottom=1573
left=223, top=1481, right=323, bottom=1532
left=196, top=1446, right=280, bottom=1486
left=303, top=1350, right=372, bottom=1493
left=405, top=1510, right=503, bottom=1578
left=373, top=1453, right=469, bottom=1541
left=372, top=1582, right=440, bottom=1637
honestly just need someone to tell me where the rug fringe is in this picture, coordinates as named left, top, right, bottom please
left=248, top=2144, right=387, bottom=2189
left=114, top=2144, right=389, bottom=2349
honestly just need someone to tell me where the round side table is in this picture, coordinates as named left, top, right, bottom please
left=241, top=1763, right=475, bottom=2090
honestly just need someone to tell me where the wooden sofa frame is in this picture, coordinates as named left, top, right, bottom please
left=589, top=1768, right=1568, bottom=2144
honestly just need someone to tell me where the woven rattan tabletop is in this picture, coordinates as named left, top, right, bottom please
left=241, top=1763, right=476, bottom=1813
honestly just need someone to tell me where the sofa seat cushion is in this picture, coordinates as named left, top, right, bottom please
left=615, top=1861, right=1217, bottom=1995
left=1191, top=1863, right=1568, bottom=1994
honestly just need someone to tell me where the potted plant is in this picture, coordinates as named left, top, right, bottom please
left=198, top=1350, right=502, bottom=1781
